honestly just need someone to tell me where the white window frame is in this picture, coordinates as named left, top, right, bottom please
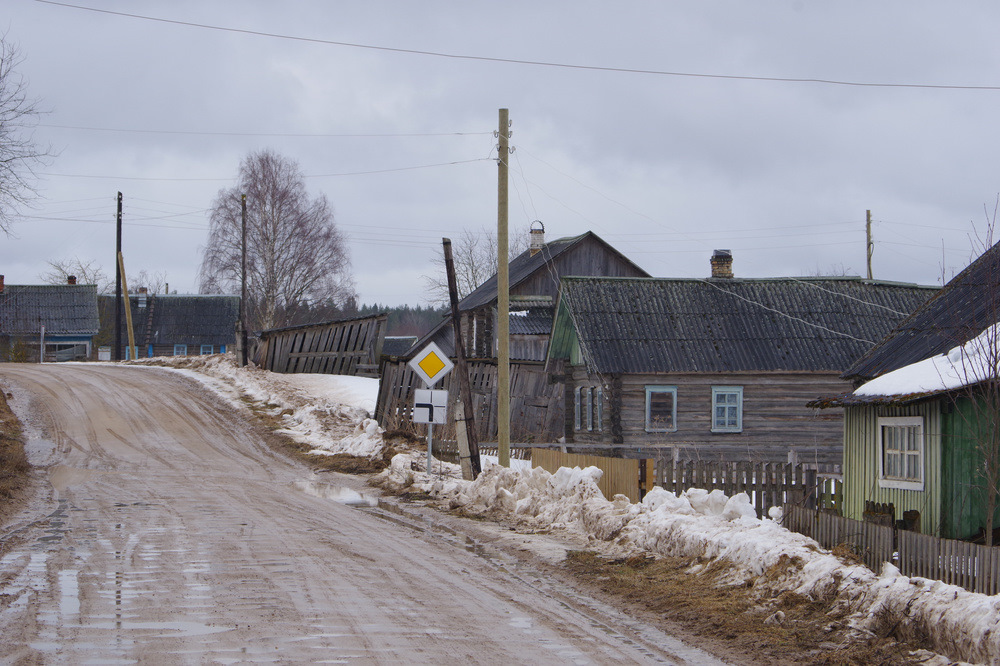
left=645, top=385, right=677, bottom=433
left=574, top=386, right=582, bottom=431
left=173, top=344, right=188, bottom=356
left=711, top=386, right=743, bottom=433
left=877, top=416, right=925, bottom=491
left=586, top=387, right=594, bottom=431
left=595, top=386, right=603, bottom=433
left=200, top=344, right=214, bottom=355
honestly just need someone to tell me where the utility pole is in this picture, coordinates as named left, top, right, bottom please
left=114, top=192, right=123, bottom=361
left=497, top=108, right=511, bottom=467
left=444, top=238, right=481, bottom=480
left=866, top=209, right=873, bottom=280
left=240, top=194, right=248, bottom=367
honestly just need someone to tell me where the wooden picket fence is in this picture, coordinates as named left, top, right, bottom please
left=254, top=314, right=387, bottom=377
left=654, top=460, right=842, bottom=519
left=783, top=504, right=1000, bottom=595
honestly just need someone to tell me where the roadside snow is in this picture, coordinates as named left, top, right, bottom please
left=126, top=354, right=995, bottom=664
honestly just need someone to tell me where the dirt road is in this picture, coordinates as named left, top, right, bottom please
left=0, top=364, right=726, bottom=664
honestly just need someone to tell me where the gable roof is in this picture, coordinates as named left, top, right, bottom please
left=0, top=285, right=100, bottom=336
left=549, top=276, right=937, bottom=375
left=458, top=231, right=649, bottom=312
left=845, top=241, right=1000, bottom=382
left=406, top=231, right=648, bottom=357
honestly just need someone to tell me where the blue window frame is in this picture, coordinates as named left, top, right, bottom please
left=173, top=344, right=187, bottom=356
left=200, top=345, right=214, bottom=355
left=711, top=386, right=743, bottom=432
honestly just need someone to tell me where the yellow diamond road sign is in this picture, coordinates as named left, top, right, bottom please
left=408, top=342, right=454, bottom=388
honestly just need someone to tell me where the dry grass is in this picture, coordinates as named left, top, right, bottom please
left=0, top=390, right=29, bottom=523
left=563, top=550, right=927, bottom=665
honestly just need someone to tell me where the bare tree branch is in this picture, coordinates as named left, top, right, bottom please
left=422, top=225, right=531, bottom=305
left=198, top=150, right=355, bottom=331
left=0, top=35, right=51, bottom=235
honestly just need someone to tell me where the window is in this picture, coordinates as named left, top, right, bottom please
left=712, top=386, right=743, bottom=432
left=173, top=344, right=187, bottom=356
left=200, top=345, right=214, bottom=355
left=645, top=386, right=677, bottom=432
left=877, top=416, right=924, bottom=491
left=574, top=386, right=603, bottom=432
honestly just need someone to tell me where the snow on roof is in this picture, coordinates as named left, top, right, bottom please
left=855, top=322, right=1000, bottom=398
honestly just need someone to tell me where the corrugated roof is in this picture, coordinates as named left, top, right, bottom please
left=556, top=276, right=937, bottom=374
left=510, top=308, right=553, bottom=336
left=845, top=241, right=1000, bottom=381
left=0, top=285, right=99, bottom=336
left=99, top=294, right=239, bottom=346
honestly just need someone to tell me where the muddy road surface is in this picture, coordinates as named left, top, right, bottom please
left=0, top=364, right=725, bottom=664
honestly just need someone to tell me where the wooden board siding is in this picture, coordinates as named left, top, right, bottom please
left=256, top=314, right=386, bottom=377
left=940, top=396, right=1000, bottom=540
left=566, top=366, right=847, bottom=461
left=376, top=359, right=564, bottom=442
left=531, top=448, right=650, bottom=503
left=842, top=403, right=942, bottom=536
left=512, top=236, right=647, bottom=302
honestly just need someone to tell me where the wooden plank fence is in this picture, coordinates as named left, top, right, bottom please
left=655, top=460, right=842, bottom=519
left=375, top=358, right=564, bottom=442
left=783, top=505, right=1000, bottom=595
left=254, top=314, right=386, bottom=377
left=531, top=448, right=655, bottom=504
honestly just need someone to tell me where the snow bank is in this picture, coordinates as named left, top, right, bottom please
left=376, top=451, right=1000, bottom=664
left=134, top=354, right=386, bottom=459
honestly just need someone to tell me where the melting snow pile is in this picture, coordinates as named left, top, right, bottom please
left=134, top=354, right=386, bottom=458
left=377, top=451, right=1000, bottom=664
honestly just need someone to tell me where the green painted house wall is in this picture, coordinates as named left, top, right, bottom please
left=845, top=395, right=1000, bottom=539
left=843, top=402, right=942, bottom=536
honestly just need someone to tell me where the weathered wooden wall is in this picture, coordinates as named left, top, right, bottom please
left=531, top=448, right=653, bottom=503
left=565, top=365, right=846, bottom=463
left=255, top=314, right=387, bottom=377
left=375, top=358, right=563, bottom=442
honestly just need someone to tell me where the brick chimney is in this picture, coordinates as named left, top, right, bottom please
left=710, top=249, right=733, bottom=279
left=529, top=220, right=545, bottom=256
left=0, top=275, right=5, bottom=294
left=67, top=275, right=77, bottom=285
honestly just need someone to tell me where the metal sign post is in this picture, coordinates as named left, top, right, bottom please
left=413, top=388, right=448, bottom=473
left=408, top=344, right=453, bottom=474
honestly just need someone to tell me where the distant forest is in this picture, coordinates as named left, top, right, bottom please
left=353, top=303, right=449, bottom=337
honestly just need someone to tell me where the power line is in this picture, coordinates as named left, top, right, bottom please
left=36, top=0, right=1000, bottom=92
left=38, top=123, right=490, bottom=138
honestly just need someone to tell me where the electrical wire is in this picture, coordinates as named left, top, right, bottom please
left=35, top=0, right=1000, bottom=92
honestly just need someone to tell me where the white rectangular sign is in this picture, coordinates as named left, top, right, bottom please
left=413, top=389, right=448, bottom=425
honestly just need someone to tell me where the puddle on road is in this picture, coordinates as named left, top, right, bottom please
left=291, top=480, right=378, bottom=507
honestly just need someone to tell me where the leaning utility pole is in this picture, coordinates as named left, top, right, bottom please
left=114, top=192, right=123, bottom=361
left=866, top=209, right=873, bottom=280
left=497, top=108, right=511, bottom=467
left=444, top=238, right=481, bottom=480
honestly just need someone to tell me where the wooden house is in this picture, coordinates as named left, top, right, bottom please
left=828, top=241, right=1000, bottom=539
left=409, top=230, right=649, bottom=361
left=0, top=276, right=99, bottom=362
left=546, top=252, right=937, bottom=464
left=98, top=292, right=239, bottom=358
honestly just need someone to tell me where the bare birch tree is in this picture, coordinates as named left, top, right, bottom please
left=198, top=150, right=354, bottom=332
left=423, top=226, right=530, bottom=305
left=0, top=35, right=50, bottom=234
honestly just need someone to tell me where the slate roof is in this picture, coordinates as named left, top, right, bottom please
left=100, top=294, right=239, bottom=347
left=845, top=241, right=1000, bottom=382
left=550, top=276, right=937, bottom=374
left=510, top=308, right=554, bottom=336
left=382, top=336, right=417, bottom=356
left=0, top=285, right=100, bottom=336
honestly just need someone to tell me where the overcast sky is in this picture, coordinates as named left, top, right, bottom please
left=6, top=1, right=1000, bottom=305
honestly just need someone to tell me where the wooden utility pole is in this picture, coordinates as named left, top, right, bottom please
left=114, top=192, right=123, bottom=361
left=117, top=252, right=137, bottom=361
left=444, top=238, right=481, bottom=480
left=240, top=194, right=249, bottom=366
left=866, top=209, right=873, bottom=280
left=497, top=108, right=511, bottom=467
